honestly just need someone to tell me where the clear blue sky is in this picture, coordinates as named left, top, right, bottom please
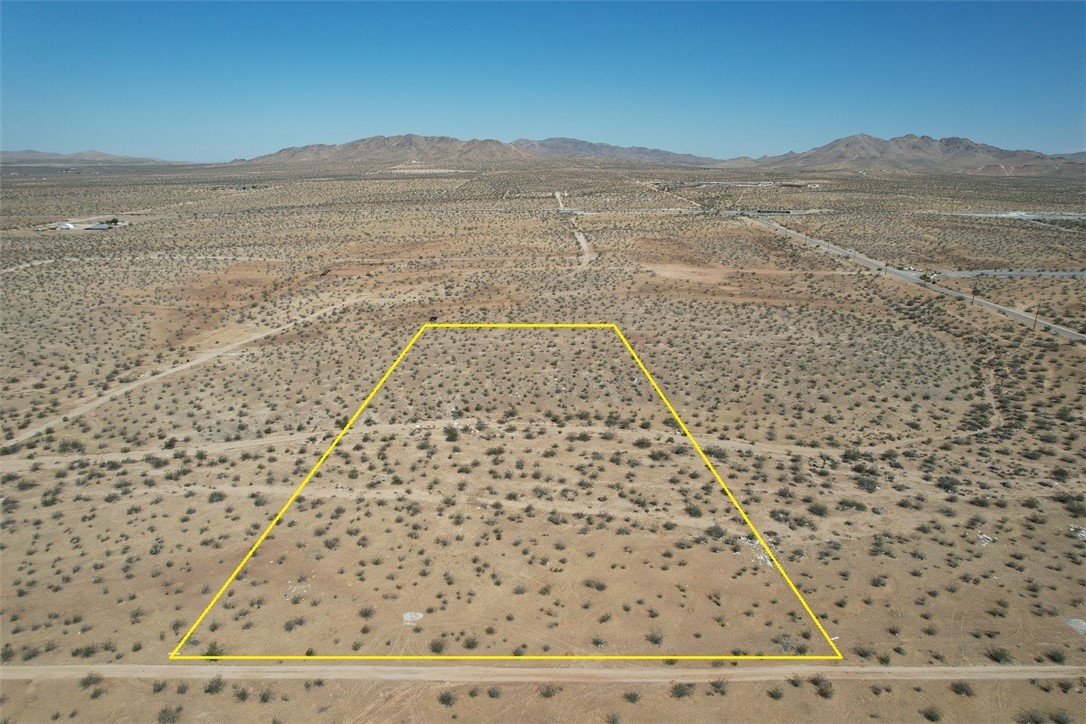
left=2, top=1, right=1083, bottom=162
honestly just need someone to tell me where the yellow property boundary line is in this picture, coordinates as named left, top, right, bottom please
left=170, top=323, right=843, bottom=662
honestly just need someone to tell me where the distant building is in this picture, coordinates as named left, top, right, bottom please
left=87, top=220, right=128, bottom=230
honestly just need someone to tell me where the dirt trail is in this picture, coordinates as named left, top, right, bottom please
left=0, top=259, right=57, bottom=274
left=753, top=217, right=1086, bottom=341
left=5, top=296, right=375, bottom=447
left=0, top=411, right=976, bottom=475
left=618, top=170, right=703, bottom=210
left=0, top=432, right=321, bottom=473
left=1, top=255, right=286, bottom=275
left=553, top=191, right=597, bottom=268
left=573, top=228, right=597, bottom=267
left=2, top=663, right=1082, bottom=683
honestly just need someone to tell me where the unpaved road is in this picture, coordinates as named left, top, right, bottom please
left=0, top=259, right=57, bottom=274
left=554, top=192, right=597, bottom=268
left=0, top=431, right=323, bottom=473
left=937, top=268, right=1086, bottom=279
left=2, top=663, right=1083, bottom=683
left=753, top=218, right=1086, bottom=341
left=554, top=191, right=598, bottom=268
left=5, top=296, right=376, bottom=446
left=1, top=254, right=287, bottom=275
left=573, top=229, right=598, bottom=267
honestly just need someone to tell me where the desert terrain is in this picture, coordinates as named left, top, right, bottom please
left=1, top=158, right=1085, bottom=722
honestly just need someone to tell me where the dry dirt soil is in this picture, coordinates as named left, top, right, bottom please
left=1, top=163, right=1084, bottom=722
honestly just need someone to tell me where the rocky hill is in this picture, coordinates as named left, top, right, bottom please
left=511, top=137, right=720, bottom=166
left=244, top=134, right=530, bottom=165
left=0, top=149, right=172, bottom=165
left=723, top=134, right=1081, bottom=174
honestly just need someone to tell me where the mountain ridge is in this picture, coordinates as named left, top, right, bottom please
left=729, top=133, right=1080, bottom=173
left=242, top=134, right=530, bottom=165
left=228, top=132, right=1086, bottom=174
left=0, top=149, right=175, bottom=165
left=509, top=137, right=721, bottom=166
left=4, top=134, right=1083, bottom=174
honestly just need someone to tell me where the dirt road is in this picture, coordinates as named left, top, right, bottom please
left=6, top=296, right=376, bottom=446
left=753, top=218, right=1086, bottom=341
left=0, top=259, right=57, bottom=274
left=0, top=431, right=322, bottom=473
left=2, top=663, right=1082, bottom=684
left=938, top=269, right=1086, bottom=279
left=573, top=229, right=598, bottom=267
left=1, top=254, right=287, bottom=275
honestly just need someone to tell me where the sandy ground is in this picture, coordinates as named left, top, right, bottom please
left=2, top=164, right=1084, bottom=722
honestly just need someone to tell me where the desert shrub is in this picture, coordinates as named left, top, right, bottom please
left=670, top=683, right=694, bottom=699
left=157, top=706, right=183, bottom=724
left=1043, top=649, right=1066, bottom=664
left=204, top=675, right=224, bottom=694
left=810, top=676, right=833, bottom=699
left=79, top=674, right=103, bottom=690
left=1014, top=712, right=1071, bottom=724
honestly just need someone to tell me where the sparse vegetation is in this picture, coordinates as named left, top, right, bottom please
left=2, top=155, right=1083, bottom=723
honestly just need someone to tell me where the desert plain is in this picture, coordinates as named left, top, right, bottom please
left=1, top=159, right=1085, bottom=722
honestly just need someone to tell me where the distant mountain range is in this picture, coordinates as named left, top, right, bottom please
left=510, top=137, right=722, bottom=166
left=242, top=134, right=531, bottom=165
left=4, top=134, right=1083, bottom=174
left=0, top=149, right=173, bottom=165
left=719, top=134, right=1082, bottom=174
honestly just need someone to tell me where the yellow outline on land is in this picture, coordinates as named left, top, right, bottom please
left=170, top=323, right=843, bottom=662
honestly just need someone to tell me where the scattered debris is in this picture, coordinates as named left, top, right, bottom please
left=734, top=536, right=774, bottom=567
left=1064, top=619, right=1086, bottom=635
